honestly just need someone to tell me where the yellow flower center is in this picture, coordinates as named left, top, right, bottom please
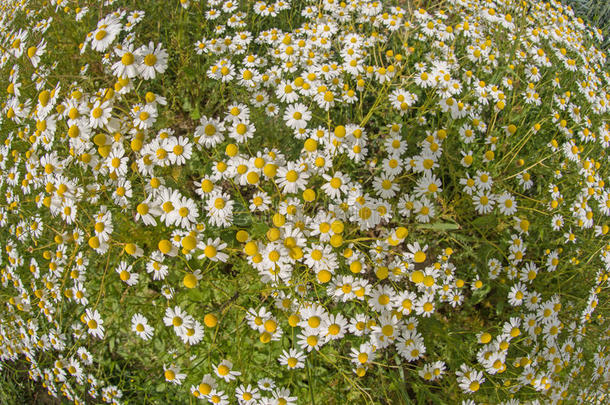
left=204, top=245, right=217, bottom=258
left=144, top=54, right=157, bottom=66
left=285, top=170, right=298, bottom=182
left=121, top=53, right=134, bottom=65
left=308, top=316, right=320, bottom=328
left=95, top=30, right=107, bottom=41
left=236, top=123, right=247, bottom=135
left=307, top=335, right=318, bottom=346
left=204, top=124, right=216, bottom=136
left=414, top=251, right=426, bottom=263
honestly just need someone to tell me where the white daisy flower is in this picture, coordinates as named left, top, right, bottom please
left=136, top=41, right=168, bottom=80
left=131, top=313, right=154, bottom=340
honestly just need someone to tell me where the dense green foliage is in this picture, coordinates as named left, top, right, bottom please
left=562, top=0, right=610, bottom=51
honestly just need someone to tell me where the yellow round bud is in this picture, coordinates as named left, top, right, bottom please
left=411, top=270, right=424, bottom=284
left=317, top=270, right=332, bottom=283
left=260, top=331, right=271, bottom=343
left=246, top=171, right=259, bottom=184
left=263, top=163, right=277, bottom=178
left=244, top=241, right=258, bottom=256
left=183, top=273, right=198, bottom=289
left=124, top=243, right=137, bottom=255
left=303, top=189, right=316, bottom=202
left=88, top=236, right=100, bottom=249
left=288, top=314, right=300, bottom=327
left=181, top=236, right=197, bottom=251
left=480, top=332, right=492, bottom=344
left=330, top=234, right=343, bottom=247
left=334, top=125, right=346, bottom=138
left=272, top=213, right=286, bottom=227
left=204, top=313, right=218, bottom=328
left=414, top=251, right=426, bottom=263
left=158, top=239, right=172, bottom=254
left=267, top=227, right=281, bottom=242
left=236, top=230, right=249, bottom=242
left=225, top=143, right=238, bottom=157
left=304, top=138, right=317, bottom=152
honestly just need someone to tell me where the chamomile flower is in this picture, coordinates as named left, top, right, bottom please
left=296, top=328, right=323, bottom=353
left=396, top=330, right=426, bottom=361
left=90, top=17, right=122, bottom=52
left=497, top=192, right=517, bottom=216
left=214, top=360, right=241, bottom=382
left=163, top=305, right=190, bottom=333
left=180, top=319, right=204, bottom=345
left=27, top=38, right=46, bottom=68
left=136, top=42, right=168, bottom=80
left=169, top=195, right=199, bottom=229
left=206, top=191, right=234, bottom=228
left=116, top=261, right=139, bottom=286
left=84, top=308, right=105, bottom=339
left=249, top=191, right=271, bottom=212
left=368, top=285, right=395, bottom=313
left=414, top=197, right=435, bottom=223
left=551, top=214, right=564, bottom=231
left=517, top=171, right=533, bottom=190
left=112, top=44, right=139, bottom=78
left=88, top=99, right=112, bottom=129
left=229, top=120, right=255, bottom=143
left=132, top=104, right=157, bottom=130
left=164, top=364, right=186, bottom=385
left=321, top=171, right=349, bottom=200
left=235, top=384, right=260, bottom=404
left=195, top=116, right=225, bottom=149
left=456, top=364, right=485, bottom=393
left=321, top=313, right=348, bottom=342
left=277, top=162, right=310, bottom=194
left=473, top=191, right=495, bottom=214
left=166, top=136, right=193, bottom=165
left=135, top=198, right=161, bottom=226
left=105, top=147, right=128, bottom=177
left=278, top=348, right=306, bottom=369
left=372, top=174, right=399, bottom=199
left=131, top=313, right=154, bottom=340
left=415, top=173, right=442, bottom=197
left=283, top=103, right=311, bottom=130
left=198, top=237, right=229, bottom=262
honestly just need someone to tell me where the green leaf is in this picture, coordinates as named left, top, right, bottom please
left=251, top=221, right=269, bottom=238
left=416, top=222, right=460, bottom=231
left=219, top=228, right=236, bottom=244
left=232, top=199, right=252, bottom=227
left=471, top=215, right=497, bottom=229
left=186, top=286, right=205, bottom=303
left=189, top=104, right=201, bottom=120
left=182, top=98, right=192, bottom=112
left=153, top=336, right=165, bottom=354
left=496, top=299, right=505, bottom=316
